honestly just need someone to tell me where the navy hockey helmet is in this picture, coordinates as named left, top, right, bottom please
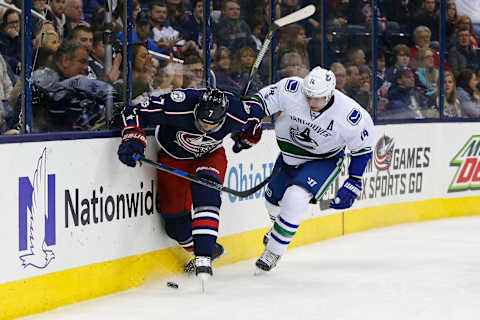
left=194, top=88, right=229, bottom=132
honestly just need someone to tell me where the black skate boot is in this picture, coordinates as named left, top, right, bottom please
left=255, top=248, right=281, bottom=272
left=184, top=242, right=225, bottom=273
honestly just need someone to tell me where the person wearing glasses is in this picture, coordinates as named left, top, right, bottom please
left=0, top=9, right=20, bottom=73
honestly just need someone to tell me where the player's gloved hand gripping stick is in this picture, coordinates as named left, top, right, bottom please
left=133, top=154, right=280, bottom=198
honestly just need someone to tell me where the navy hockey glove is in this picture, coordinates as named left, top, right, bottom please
left=118, top=126, right=146, bottom=167
left=330, top=177, right=362, bottom=210
left=232, top=126, right=263, bottom=153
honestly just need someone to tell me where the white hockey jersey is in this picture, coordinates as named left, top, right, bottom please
left=254, top=77, right=375, bottom=166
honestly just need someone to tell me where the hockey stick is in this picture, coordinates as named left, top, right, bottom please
left=242, top=4, right=316, bottom=96
left=133, top=155, right=280, bottom=198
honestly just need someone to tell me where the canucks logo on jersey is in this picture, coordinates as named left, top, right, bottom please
left=289, top=127, right=319, bottom=150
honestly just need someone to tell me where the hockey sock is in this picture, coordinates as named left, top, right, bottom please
left=267, top=185, right=311, bottom=256
left=192, top=206, right=219, bottom=257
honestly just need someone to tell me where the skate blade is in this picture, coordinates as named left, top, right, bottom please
left=254, top=267, right=268, bottom=276
left=198, top=273, right=210, bottom=293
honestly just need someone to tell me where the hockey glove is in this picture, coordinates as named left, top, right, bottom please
left=118, top=126, right=146, bottom=167
left=232, top=126, right=263, bottom=153
left=329, top=177, right=362, bottom=210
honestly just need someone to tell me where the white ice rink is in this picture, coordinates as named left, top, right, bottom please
left=22, top=216, right=480, bottom=320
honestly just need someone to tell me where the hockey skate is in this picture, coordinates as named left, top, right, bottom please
left=255, top=248, right=280, bottom=273
left=184, top=242, right=225, bottom=273
left=195, top=256, right=212, bottom=293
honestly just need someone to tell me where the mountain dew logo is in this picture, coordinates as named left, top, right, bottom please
left=448, top=135, right=480, bottom=192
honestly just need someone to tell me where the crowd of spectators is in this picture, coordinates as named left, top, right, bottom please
left=327, top=0, right=480, bottom=120
left=0, top=0, right=479, bottom=135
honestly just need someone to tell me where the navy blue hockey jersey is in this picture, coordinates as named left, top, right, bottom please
left=121, top=88, right=264, bottom=159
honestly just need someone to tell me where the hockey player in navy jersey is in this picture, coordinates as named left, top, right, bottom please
left=252, top=67, right=375, bottom=272
left=117, top=88, right=264, bottom=281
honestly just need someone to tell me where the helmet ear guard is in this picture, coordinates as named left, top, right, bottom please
left=302, top=66, right=336, bottom=102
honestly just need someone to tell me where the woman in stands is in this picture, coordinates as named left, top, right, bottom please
left=456, top=69, right=480, bottom=118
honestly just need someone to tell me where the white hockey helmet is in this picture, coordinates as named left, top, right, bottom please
left=302, top=66, right=336, bottom=101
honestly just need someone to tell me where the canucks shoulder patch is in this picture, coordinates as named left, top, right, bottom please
left=170, top=90, right=186, bottom=103
left=285, top=79, right=299, bottom=93
left=347, top=108, right=362, bottom=125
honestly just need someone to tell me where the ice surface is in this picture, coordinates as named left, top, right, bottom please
left=22, top=216, right=480, bottom=320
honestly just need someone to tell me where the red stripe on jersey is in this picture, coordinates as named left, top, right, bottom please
left=192, top=220, right=219, bottom=229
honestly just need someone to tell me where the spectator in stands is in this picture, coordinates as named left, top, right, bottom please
left=117, top=9, right=166, bottom=56
left=445, top=0, right=458, bottom=41
left=345, top=64, right=361, bottom=97
left=33, top=47, right=56, bottom=70
left=414, top=48, right=438, bottom=99
left=90, top=31, right=122, bottom=83
left=212, top=46, right=242, bottom=95
left=30, top=41, right=114, bottom=131
left=455, top=0, right=480, bottom=38
left=330, top=62, right=348, bottom=94
left=352, top=65, right=373, bottom=113
left=47, top=0, right=72, bottom=40
left=410, top=0, right=439, bottom=41
left=0, top=9, right=21, bottom=73
left=71, top=25, right=93, bottom=52
left=151, top=61, right=183, bottom=96
left=345, top=47, right=367, bottom=70
left=178, top=0, right=204, bottom=47
left=113, top=0, right=141, bottom=32
left=385, top=44, right=411, bottom=84
left=436, top=71, right=461, bottom=118
left=149, top=1, right=181, bottom=54
left=456, top=69, right=480, bottom=118
left=382, top=0, right=418, bottom=31
left=82, top=0, right=102, bottom=24
left=250, top=16, right=266, bottom=52
left=0, top=0, right=19, bottom=19
left=277, top=24, right=311, bottom=70
left=381, top=66, right=424, bottom=119
left=277, top=51, right=308, bottom=79
left=455, top=15, right=479, bottom=49
left=0, top=53, right=13, bottom=134
left=166, top=0, right=185, bottom=27
left=448, top=26, right=479, bottom=76
left=64, top=0, right=84, bottom=30
left=410, top=25, right=446, bottom=72
left=214, top=0, right=255, bottom=52
left=230, top=46, right=262, bottom=95
left=182, top=54, right=204, bottom=89
left=34, top=29, right=61, bottom=52
left=131, top=43, right=155, bottom=99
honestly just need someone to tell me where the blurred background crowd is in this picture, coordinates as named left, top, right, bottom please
left=0, top=0, right=479, bottom=135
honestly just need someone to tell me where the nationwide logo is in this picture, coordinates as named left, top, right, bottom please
left=448, top=135, right=480, bottom=192
left=374, top=134, right=395, bottom=171
left=18, top=148, right=56, bottom=269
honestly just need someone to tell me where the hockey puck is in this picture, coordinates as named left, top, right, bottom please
left=167, top=281, right=179, bottom=289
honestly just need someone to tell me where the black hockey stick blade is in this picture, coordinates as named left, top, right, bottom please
left=133, top=155, right=280, bottom=198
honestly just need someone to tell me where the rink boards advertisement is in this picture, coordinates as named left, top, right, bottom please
left=1, top=123, right=480, bottom=319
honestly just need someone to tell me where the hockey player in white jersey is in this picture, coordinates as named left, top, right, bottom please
left=250, top=66, right=375, bottom=272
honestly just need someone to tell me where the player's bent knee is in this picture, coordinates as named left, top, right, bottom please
left=162, top=212, right=192, bottom=241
